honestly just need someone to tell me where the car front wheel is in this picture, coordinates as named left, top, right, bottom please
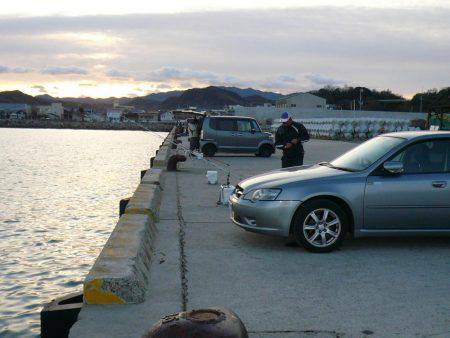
left=292, top=199, right=348, bottom=253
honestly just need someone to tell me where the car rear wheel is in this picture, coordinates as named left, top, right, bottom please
left=257, top=144, right=273, bottom=157
left=202, top=144, right=216, bottom=157
left=292, top=199, right=348, bottom=253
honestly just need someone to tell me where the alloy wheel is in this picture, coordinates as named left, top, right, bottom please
left=302, top=208, right=341, bottom=248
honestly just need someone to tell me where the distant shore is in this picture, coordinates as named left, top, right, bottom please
left=0, top=120, right=175, bottom=132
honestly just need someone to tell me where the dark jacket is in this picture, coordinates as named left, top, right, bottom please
left=275, top=122, right=310, bottom=158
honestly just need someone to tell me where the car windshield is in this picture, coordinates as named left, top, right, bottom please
left=329, top=136, right=406, bottom=172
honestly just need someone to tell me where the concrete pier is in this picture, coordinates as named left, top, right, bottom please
left=70, top=134, right=450, bottom=337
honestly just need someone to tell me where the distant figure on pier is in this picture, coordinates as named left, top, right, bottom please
left=275, top=112, right=309, bottom=168
left=187, top=117, right=200, bottom=151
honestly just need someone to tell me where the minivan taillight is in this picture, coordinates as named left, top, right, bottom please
left=200, top=130, right=204, bottom=139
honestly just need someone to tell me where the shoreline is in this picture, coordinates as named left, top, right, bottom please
left=0, top=120, right=175, bottom=132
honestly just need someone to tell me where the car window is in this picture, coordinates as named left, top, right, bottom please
left=237, top=120, right=252, bottom=132
left=216, top=119, right=236, bottom=131
left=208, top=118, right=217, bottom=129
left=391, top=139, right=450, bottom=174
left=330, top=136, right=405, bottom=172
left=250, top=120, right=261, bottom=132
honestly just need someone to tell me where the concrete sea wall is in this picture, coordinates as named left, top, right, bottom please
left=0, top=119, right=175, bottom=131
left=83, top=127, right=177, bottom=304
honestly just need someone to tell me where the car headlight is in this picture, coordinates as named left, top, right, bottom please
left=243, top=188, right=281, bottom=202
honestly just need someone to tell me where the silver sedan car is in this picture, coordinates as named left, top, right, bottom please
left=230, top=131, right=450, bottom=252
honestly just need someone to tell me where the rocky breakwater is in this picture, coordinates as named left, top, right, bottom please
left=0, top=119, right=175, bottom=131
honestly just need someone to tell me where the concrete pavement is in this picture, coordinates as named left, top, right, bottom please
left=70, top=139, right=450, bottom=338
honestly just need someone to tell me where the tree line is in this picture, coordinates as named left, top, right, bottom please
left=309, top=86, right=450, bottom=112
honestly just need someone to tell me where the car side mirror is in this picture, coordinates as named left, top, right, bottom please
left=250, top=129, right=256, bottom=134
left=383, top=161, right=404, bottom=175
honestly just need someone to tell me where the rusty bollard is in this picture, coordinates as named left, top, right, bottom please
left=143, top=308, right=248, bottom=338
left=119, top=198, right=130, bottom=217
left=167, top=154, right=187, bottom=171
left=141, top=169, right=148, bottom=180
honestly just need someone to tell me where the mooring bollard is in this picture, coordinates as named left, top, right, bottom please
left=167, top=154, right=187, bottom=171
left=141, top=169, right=148, bottom=180
left=143, top=307, right=248, bottom=338
left=119, top=198, right=131, bottom=217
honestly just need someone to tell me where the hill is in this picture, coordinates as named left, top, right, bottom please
left=0, top=90, right=47, bottom=105
left=219, top=86, right=283, bottom=101
left=309, top=86, right=407, bottom=111
left=159, top=86, right=272, bottom=110
left=143, top=90, right=183, bottom=102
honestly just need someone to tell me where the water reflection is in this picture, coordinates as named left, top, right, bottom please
left=0, top=128, right=165, bottom=337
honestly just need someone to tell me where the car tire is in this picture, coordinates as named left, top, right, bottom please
left=291, top=199, right=348, bottom=253
left=257, top=144, right=273, bottom=157
left=202, top=144, right=216, bottom=157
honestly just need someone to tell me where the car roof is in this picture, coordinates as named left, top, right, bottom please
left=382, top=130, right=450, bottom=140
left=208, top=115, right=254, bottom=120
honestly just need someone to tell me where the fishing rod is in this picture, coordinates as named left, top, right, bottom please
left=121, top=116, right=244, bottom=182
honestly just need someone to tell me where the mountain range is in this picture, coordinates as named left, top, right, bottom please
left=0, top=86, right=278, bottom=111
left=1, top=86, right=448, bottom=112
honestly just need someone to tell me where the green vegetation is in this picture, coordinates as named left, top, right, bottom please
left=310, top=86, right=450, bottom=112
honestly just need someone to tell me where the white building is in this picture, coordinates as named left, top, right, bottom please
left=37, top=103, right=64, bottom=120
left=138, top=111, right=159, bottom=122
left=230, top=105, right=426, bottom=123
left=84, top=109, right=105, bottom=122
left=159, top=111, right=174, bottom=121
left=106, top=108, right=122, bottom=123
left=275, top=92, right=326, bottom=109
left=0, top=103, right=31, bottom=119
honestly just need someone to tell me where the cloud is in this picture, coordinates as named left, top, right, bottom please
left=260, top=75, right=302, bottom=90
left=105, top=69, right=130, bottom=78
left=31, top=85, right=47, bottom=93
left=79, top=82, right=97, bottom=87
left=278, top=75, right=296, bottom=83
left=41, top=66, right=88, bottom=75
left=0, top=65, right=33, bottom=73
left=0, top=6, right=449, bottom=95
left=143, top=67, right=218, bottom=82
left=305, top=74, right=345, bottom=86
left=156, top=83, right=173, bottom=90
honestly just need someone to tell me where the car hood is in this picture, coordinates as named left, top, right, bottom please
left=238, top=164, right=349, bottom=192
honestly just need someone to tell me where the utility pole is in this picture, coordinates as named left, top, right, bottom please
left=359, top=88, right=363, bottom=111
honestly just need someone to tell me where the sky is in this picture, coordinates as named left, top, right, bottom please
left=0, top=0, right=449, bottom=98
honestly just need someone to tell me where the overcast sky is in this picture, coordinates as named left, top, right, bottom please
left=0, top=1, right=449, bottom=98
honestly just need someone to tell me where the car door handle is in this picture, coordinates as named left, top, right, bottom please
left=432, top=181, right=447, bottom=188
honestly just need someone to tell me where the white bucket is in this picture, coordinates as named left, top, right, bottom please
left=206, top=171, right=218, bottom=184
left=219, top=185, right=236, bottom=205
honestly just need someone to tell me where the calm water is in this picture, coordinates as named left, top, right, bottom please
left=0, top=128, right=166, bottom=337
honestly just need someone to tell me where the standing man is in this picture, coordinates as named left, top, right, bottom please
left=275, top=112, right=310, bottom=168
left=187, top=117, right=199, bottom=151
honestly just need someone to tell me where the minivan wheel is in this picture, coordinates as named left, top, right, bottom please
left=202, top=144, right=216, bottom=157
left=257, top=144, right=273, bottom=157
left=292, top=199, right=348, bottom=253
